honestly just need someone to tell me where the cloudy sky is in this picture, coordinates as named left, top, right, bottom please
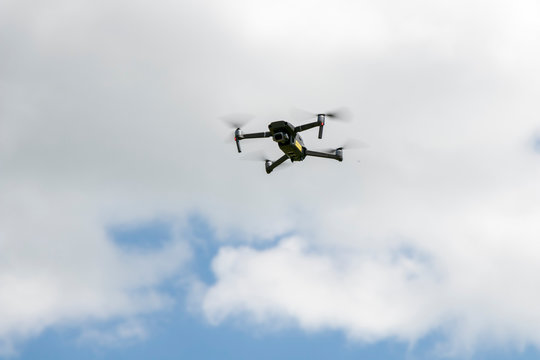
left=1, top=0, right=540, bottom=358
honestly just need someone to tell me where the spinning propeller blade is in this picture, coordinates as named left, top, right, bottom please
left=291, top=107, right=352, bottom=121
left=321, top=139, right=368, bottom=153
left=324, top=107, right=352, bottom=121
left=221, top=113, right=254, bottom=129
left=221, top=114, right=254, bottom=152
left=240, top=151, right=270, bottom=162
left=241, top=151, right=292, bottom=170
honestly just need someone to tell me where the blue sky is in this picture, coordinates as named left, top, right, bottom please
left=2, top=0, right=540, bottom=358
left=13, top=219, right=540, bottom=360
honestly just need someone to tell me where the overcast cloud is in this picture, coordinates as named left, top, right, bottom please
left=1, top=0, right=540, bottom=356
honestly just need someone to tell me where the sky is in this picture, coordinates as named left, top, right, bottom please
left=1, top=0, right=540, bottom=359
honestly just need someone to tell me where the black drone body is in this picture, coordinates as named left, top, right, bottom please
left=233, top=114, right=345, bottom=174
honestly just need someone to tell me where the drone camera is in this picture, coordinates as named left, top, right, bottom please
left=272, top=132, right=289, bottom=144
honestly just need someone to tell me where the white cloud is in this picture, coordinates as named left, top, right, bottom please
left=203, top=238, right=442, bottom=340
left=1, top=0, right=540, bottom=355
left=0, top=187, right=190, bottom=353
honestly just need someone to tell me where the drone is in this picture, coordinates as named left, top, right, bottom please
left=226, top=110, right=356, bottom=174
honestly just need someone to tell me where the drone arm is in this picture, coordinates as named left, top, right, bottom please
left=295, top=115, right=326, bottom=139
left=265, top=154, right=289, bottom=174
left=294, top=121, right=320, bottom=133
left=241, top=131, right=272, bottom=139
left=235, top=130, right=271, bottom=153
left=305, top=149, right=343, bottom=162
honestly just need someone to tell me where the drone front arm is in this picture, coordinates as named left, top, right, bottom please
left=234, top=129, right=271, bottom=153
left=241, top=131, right=272, bottom=139
left=294, top=114, right=326, bottom=139
left=294, top=121, right=320, bottom=133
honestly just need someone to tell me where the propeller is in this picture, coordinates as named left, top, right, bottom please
left=240, top=150, right=271, bottom=162
left=291, top=107, right=352, bottom=122
left=321, top=139, right=368, bottom=153
left=221, top=114, right=255, bottom=151
left=324, top=107, right=352, bottom=121
left=220, top=113, right=254, bottom=129
left=241, top=151, right=292, bottom=170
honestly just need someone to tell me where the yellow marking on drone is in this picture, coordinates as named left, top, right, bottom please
left=295, top=140, right=302, bottom=151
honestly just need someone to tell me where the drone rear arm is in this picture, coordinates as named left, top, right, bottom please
left=305, top=149, right=343, bottom=162
left=265, top=154, right=289, bottom=174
